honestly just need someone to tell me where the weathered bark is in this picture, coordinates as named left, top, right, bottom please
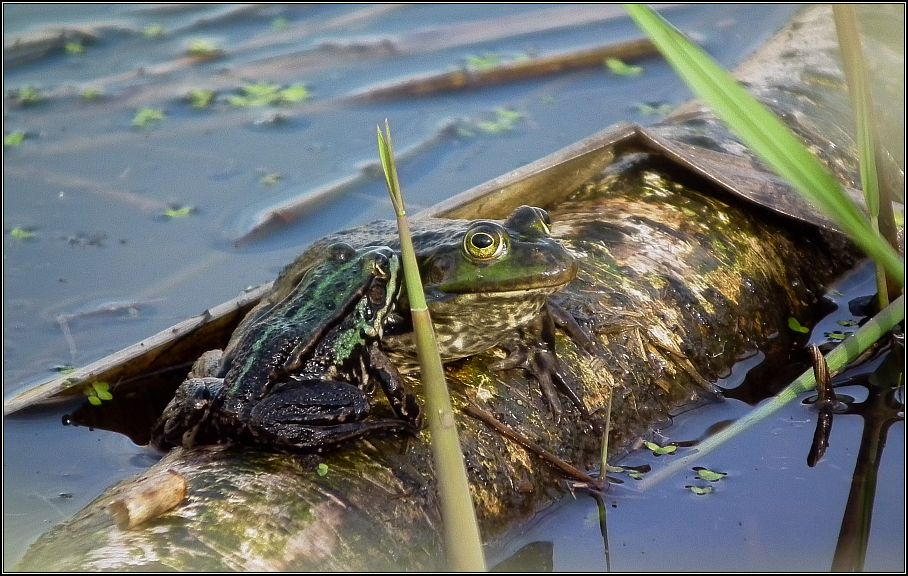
left=15, top=6, right=889, bottom=571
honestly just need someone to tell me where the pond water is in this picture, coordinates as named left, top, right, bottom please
left=3, top=4, right=903, bottom=570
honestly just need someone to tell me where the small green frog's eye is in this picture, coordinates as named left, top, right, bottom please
left=463, top=223, right=508, bottom=262
left=327, top=242, right=356, bottom=262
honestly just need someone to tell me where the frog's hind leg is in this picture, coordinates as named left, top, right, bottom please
left=247, top=379, right=417, bottom=452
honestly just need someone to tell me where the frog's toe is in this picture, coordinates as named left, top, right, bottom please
left=490, top=346, right=529, bottom=371
left=526, top=348, right=590, bottom=421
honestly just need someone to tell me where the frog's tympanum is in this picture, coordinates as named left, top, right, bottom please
left=151, top=206, right=580, bottom=452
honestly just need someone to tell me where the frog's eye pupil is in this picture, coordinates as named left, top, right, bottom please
left=472, top=233, right=494, bottom=249
left=463, top=223, right=507, bottom=261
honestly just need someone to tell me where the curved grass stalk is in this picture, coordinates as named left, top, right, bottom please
left=377, top=120, right=486, bottom=571
left=625, top=4, right=903, bottom=285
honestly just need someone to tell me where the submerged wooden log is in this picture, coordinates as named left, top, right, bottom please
left=15, top=6, right=889, bottom=571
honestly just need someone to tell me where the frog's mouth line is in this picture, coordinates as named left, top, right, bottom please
left=427, top=285, right=563, bottom=304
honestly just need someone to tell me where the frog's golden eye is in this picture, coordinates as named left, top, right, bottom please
left=463, top=222, right=508, bottom=262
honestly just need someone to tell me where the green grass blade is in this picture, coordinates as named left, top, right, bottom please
left=833, top=5, right=892, bottom=308
left=833, top=5, right=880, bottom=220
left=377, top=122, right=486, bottom=571
left=625, top=5, right=903, bottom=285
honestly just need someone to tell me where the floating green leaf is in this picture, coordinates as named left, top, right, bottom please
left=132, top=107, right=165, bottom=128
left=644, top=441, right=677, bottom=456
left=227, top=82, right=310, bottom=107
left=4, top=132, right=26, bottom=148
left=695, top=468, right=727, bottom=482
left=10, top=227, right=35, bottom=240
left=636, top=101, right=673, bottom=116
left=465, top=53, right=502, bottom=72
left=787, top=317, right=810, bottom=334
left=187, top=89, right=215, bottom=109
left=14, top=86, right=42, bottom=106
left=259, top=173, right=282, bottom=186
left=317, top=463, right=329, bottom=477
left=688, top=485, right=714, bottom=495
left=604, top=57, right=643, bottom=76
left=65, top=41, right=85, bottom=55
left=186, top=40, right=222, bottom=59
left=271, top=17, right=290, bottom=30
left=163, top=206, right=194, bottom=219
left=824, top=331, right=850, bottom=341
left=627, top=470, right=644, bottom=480
left=83, top=382, right=113, bottom=405
left=474, top=107, right=525, bottom=135
left=91, top=381, right=113, bottom=401
left=143, top=25, right=166, bottom=39
left=836, top=319, right=858, bottom=327
left=81, top=87, right=102, bottom=102
left=279, top=84, right=310, bottom=103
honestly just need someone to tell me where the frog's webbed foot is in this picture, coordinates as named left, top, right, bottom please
left=150, top=376, right=225, bottom=450
left=494, top=304, right=591, bottom=423
left=246, top=379, right=418, bottom=452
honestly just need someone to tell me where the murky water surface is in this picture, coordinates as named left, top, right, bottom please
left=3, top=4, right=902, bottom=570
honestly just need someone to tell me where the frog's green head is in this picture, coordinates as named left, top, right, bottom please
left=396, top=205, right=578, bottom=361
left=418, top=205, right=577, bottom=299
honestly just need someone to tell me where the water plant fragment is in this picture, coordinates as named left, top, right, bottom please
left=4, top=132, right=26, bottom=148
left=604, top=57, right=643, bottom=76
left=13, top=86, right=42, bottom=106
left=9, top=227, right=35, bottom=240
left=65, top=41, right=85, bottom=55
left=83, top=381, right=113, bottom=406
left=227, top=82, right=310, bottom=107
left=187, top=89, right=215, bottom=109
left=143, top=25, right=166, bottom=39
left=687, top=485, right=713, bottom=495
left=317, top=463, right=329, bottom=477
left=186, top=40, right=223, bottom=60
left=132, top=108, right=165, bottom=128
left=694, top=468, right=726, bottom=482
left=787, top=317, right=810, bottom=334
left=644, top=441, right=677, bottom=456
left=163, top=206, right=194, bottom=219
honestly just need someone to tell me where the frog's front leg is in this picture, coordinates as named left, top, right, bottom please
left=150, top=376, right=226, bottom=450
left=246, top=379, right=418, bottom=452
left=366, top=343, right=423, bottom=428
left=493, top=303, right=590, bottom=422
